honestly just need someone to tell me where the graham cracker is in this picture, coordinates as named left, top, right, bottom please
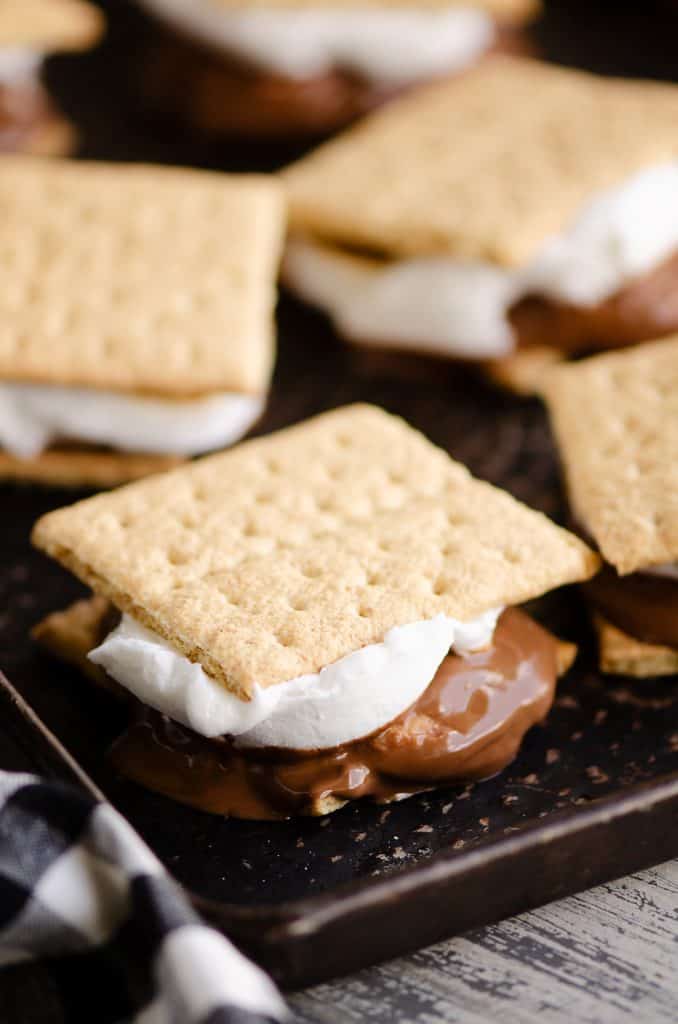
left=196, top=0, right=538, bottom=20
left=283, top=57, right=678, bottom=266
left=594, top=614, right=678, bottom=679
left=0, top=159, right=284, bottom=397
left=0, top=449, right=181, bottom=488
left=0, top=0, right=104, bottom=50
left=33, top=404, right=598, bottom=700
left=32, top=596, right=126, bottom=695
left=541, top=335, right=678, bottom=575
left=485, top=346, right=564, bottom=396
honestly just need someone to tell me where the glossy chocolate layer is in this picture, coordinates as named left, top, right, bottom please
left=110, top=608, right=560, bottom=820
left=585, top=566, right=678, bottom=649
left=510, top=251, right=678, bottom=355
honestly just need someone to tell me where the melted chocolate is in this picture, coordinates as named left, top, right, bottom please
left=585, top=566, right=678, bottom=649
left=110, top=608, right=560, bottom=820
left=510, top=250, right=678, bottom=355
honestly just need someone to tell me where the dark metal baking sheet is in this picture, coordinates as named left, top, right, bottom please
left=2, top=0, right=678, bottom=991
left=4, top=353, right=678, bottom=987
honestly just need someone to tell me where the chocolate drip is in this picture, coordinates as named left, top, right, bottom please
left=510, top=250, right=678, bottom=355
left=110, top=608, right=560, bottom=820
left=585, top=566, right=678, bottom=649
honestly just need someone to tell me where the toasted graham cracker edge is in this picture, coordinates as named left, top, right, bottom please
left=0, top=449, right=183, bottom=489
left=31, top=405, right=599, bottom=698
left=485, top=346, right=565, bottom=396
left=0, top=0, right=104, bottom=51
left=594, top=614, right=678, bottom=679
left=32, top=596, right=126, bottom=696
left=540, top=336, right=678, bottom=575
left=33, top=594, right=578, bottom=687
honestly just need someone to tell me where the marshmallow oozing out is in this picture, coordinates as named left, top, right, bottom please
left=139, top=0, right=495, bottom=84
left=89, top=607, right=503, bottom=750
left=0, top=383, right=265, bottom=458
left=284, top=161, right=678, bottom=359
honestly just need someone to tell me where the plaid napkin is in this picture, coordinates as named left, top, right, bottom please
left=0, top=771, right=288, bottom=1023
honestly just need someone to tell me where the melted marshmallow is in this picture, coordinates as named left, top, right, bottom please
left=139, top=0, right=494, bottom=83
left=89, top=608, right=502, bottom=749
left=0, top=50, right=43, bottom=86
left=0, top=383, right=264, bottom=458
left=284, top=161, right=678, bottom=359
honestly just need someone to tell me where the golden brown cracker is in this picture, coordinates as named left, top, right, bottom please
left=0, top=159, right=284, bottom=397
left=594, top=614, right=678, bottom=679
left=283, top=57, right=678, bottom=266
left=541, top=335, right=678, bottom=575
left=33, top=404, right=598, bottom=698
left=0, top=0, right=103, bottom=50
left=485, top=346, right=564, bottom=396
left=32, top=596, right=125, bottom=695
left=0, top=448, right=181, bottom=489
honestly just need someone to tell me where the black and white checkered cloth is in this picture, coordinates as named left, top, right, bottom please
left=0, top=771, right=288, bottom=1023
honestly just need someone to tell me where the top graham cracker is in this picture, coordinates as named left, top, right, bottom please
left=283, top=57, right=678, bottom=267
left=0, top=0, right=103, bottom=50
left=0, top=159, right=284, bottom=397
left=199, top=0, right=537, bottom=19
left=542, top=336, right=678, bottom=577
left=33, top=404, right=598, bottom=699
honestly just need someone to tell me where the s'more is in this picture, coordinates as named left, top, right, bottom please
left=542, top=336, right=678, bottom=678
left=32, top=404, right=597, bottom=819
left=139, top=0, right=538, bottom=139
left=0, top=158, right=284, bottom=487
left=0, top=0, right=103, bottom=156
left=282, top=57, right=678, bottom=392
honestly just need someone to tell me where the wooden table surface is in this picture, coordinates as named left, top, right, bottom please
left=290, top=862, right=678, bottom=1023
left=2, top=1, right=678, bottom=1020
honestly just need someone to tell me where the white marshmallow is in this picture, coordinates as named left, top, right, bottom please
left=284, top=161, right=678, bottom=359
left=0, top=50, right=43, bottom=86
left=0, top=383, right=264, bottom=458
left=138, top=0, right=494, bottom=84
left=89, top=607, right=502, bottom=749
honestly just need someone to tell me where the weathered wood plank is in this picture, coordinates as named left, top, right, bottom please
left=290, top=861, right=678, bottom=1023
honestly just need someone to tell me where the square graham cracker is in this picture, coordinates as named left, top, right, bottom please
left=200, top=0, right=538, bottom=20
left=282, top=57, right=678, bottom=267
left=0, top=159, right=285, bottom=397
left=0, top=0, right=103, bottom=50
left=541, top=335, right=678, bottom=575
left=594, top=614, right=678, bottom=679
left=32, top=404, right=598, bottom=700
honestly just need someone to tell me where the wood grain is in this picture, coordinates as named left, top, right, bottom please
left=291, top=861, right=678, bottom=1023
